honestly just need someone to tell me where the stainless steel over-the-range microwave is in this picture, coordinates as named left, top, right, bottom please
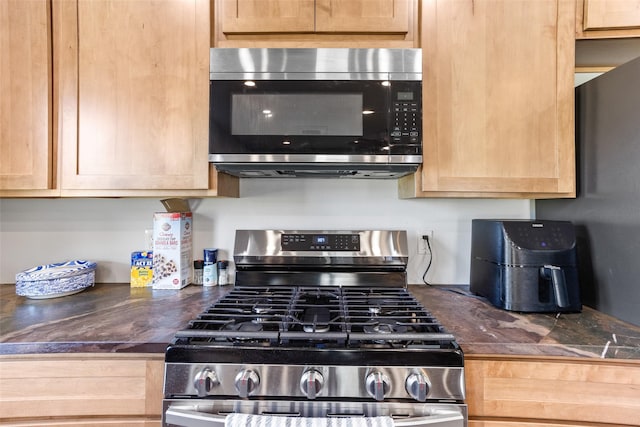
left=209, top=48, right=422, bottom=178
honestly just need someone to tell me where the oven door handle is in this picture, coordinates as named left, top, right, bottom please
left=165, top=407, right=464, bottom=427
left=394, top=411, right=464, bottom=426
left=165, top=407, right=226, bottom=427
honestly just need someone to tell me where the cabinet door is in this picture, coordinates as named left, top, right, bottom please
left=315, top=0, right=410, bottom=33
left=55, top=0, right=209, bottom=191
left=466, top=358, right=640, bottom=426
left=0, top=0, right=53, bottom=191
left=401, top=0, right=575, bottom=198
left=220, top=0, right=315, bottom=33
left=0, top=355, right=164, bottom=423
left=469, top=421, right=614, bottom=427
left=583, top=0, right=640, bottom=31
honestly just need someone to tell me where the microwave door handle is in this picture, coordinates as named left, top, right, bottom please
left=165, top=407, right=226, bottom=427
left=166, top=407, right=464, bottom=427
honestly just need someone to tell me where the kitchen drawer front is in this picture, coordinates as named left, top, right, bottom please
left=466, top=356, right=640, bottom=426
left=0, top=355, right=163, bottom=422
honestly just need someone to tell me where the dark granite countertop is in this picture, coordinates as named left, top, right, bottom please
left=1, top=283, right=639, bottom=360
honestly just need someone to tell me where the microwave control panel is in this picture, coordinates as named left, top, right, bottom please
left=390, top=90, right=420, bottom=145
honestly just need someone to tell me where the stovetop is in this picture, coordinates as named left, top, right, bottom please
left=166, top=285, right=463, bottom=367
left=166, top=230, right=463, bottom=366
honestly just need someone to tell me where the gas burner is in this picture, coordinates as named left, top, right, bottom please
left=224, top=321, right=263, bottom=333
left=362, top=320, right=408, bottom=335
left=252, top=300, right=274, bottom=315
left=300, top=306, right=332, bottom=333
left=303, top=324, right=330, bottom=333
left=366, top=305, right=407, bottom=317
left=298, top=289, right=341, bottom=302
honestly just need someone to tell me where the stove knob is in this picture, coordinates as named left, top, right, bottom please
left=405, top=372, right=430, bottom=402
left=365, top=371, right=391, bottom=401
left=234, top=369, right=260, bottom=398
left=300, top=369, right=324, bottom=400
left=193, top=368, right=219, bottom=397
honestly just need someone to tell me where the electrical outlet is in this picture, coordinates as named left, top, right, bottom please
left=417, top=231, right=434, bottom=254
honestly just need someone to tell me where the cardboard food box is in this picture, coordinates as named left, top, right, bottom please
left=152, top=198, right=193, bottom=289
left=130, top=251, right=153, bottom=287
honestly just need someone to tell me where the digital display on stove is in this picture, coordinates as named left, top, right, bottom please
left=282, top=233, right=360, bottom=251
left=314, top=236, right=328, bottom=245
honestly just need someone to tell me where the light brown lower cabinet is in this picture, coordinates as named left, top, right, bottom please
left=469, top=422, right=604, bottom=427
left=466, top=355, right=640, bottom=427
left=0, top=420, right=160, bottom=426
left=0, top=353, right=164, bottom=426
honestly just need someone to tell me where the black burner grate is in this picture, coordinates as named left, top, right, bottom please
left=174, top=286, right=455, bottom=349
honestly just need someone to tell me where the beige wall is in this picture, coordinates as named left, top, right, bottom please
left=0, top=179, right=531, bottom=285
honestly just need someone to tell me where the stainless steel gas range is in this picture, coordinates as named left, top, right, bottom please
left=163, top=230, right=466, bottom=427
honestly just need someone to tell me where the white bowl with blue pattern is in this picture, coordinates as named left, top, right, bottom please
left=15, top=260, right=97, bottom=299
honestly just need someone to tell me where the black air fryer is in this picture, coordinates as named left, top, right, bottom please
left=470, top=219, right=581, bottom=312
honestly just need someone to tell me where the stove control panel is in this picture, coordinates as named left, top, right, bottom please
left=170, top=364, right=465, bottom=402
left=281, top=233, right=360, bottom=251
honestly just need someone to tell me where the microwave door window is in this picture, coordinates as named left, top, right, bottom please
left=231, top=94, right=362, bottom=137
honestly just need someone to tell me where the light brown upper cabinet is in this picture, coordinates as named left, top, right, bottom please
left=0, top=0, right=55, bottom=193
left=56, top=0, right=210, bottom=193
left=400, top=0, right=576, bottom=198
left=577, top=0, right=640, bottom=38
left=2, top=0, right=237, bottom=197
left=220, top=0, right=316, bottom=33
left=315, top=0, right=410, bottom=33
left=215, top=0, right=417, bottom=47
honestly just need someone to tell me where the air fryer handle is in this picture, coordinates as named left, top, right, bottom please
left=541, top=265, right=569, bottom=308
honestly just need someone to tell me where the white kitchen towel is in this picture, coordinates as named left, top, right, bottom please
left=225, top=413, right=394, bottom=427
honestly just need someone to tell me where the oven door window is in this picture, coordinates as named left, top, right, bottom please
left=210, top=80, right=398, bottom=155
